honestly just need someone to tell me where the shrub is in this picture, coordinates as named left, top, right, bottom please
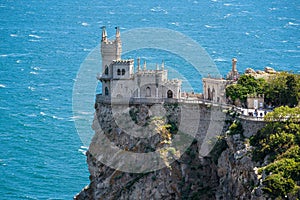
left=262, top=173, right=296, bottom=198
left=228, top=121, right=244, bottom=135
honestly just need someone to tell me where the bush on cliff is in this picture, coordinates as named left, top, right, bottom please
left=249, top=106, right=300, bottom=198
left=228, top=120, right=244, bottom=136
left=262, top=173, right=296, bottom=198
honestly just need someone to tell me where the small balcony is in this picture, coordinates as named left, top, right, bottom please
left=97, top=73, right=111, bottom=81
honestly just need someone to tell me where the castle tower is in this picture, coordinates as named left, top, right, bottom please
left=226, top=58, right=240, bottom=80
left=101, top=26, right=122, bottom=75
left=100, top=26, right=122, bottom=97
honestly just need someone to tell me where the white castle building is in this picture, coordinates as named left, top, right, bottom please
left=98, top=27, right=182, bottom=100
left=202, top=58, right=240, bottom=104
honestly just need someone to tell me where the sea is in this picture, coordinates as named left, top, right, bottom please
left=0, top=0, right=299, bottom=199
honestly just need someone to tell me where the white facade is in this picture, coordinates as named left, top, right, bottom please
left=202, top=78, right=228, bottom=104
left=202, top=58, right=240, bottom=104
left=98, top=27, right=182, bottom=100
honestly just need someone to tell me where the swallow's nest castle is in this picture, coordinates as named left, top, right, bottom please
left=98, top=27, right=181, bottom=100
left=97, top=27, right=241, bottom=104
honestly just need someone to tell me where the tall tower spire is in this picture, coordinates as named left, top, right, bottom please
left=226, top=58, right=239, bottom=80
left=101, top=26, right=122, bottom=74
left=115, top=26, right=122, bottom=60
left=101, top=26, right=107, bottom=42
left=115, top=26, right=120, bottom=39
left=137, top=57, right=141, bottom=72
left=232, top=58, right=237, bottom=72
left=161, top=60, right=165, bottom=70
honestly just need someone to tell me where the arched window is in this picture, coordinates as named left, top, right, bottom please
left=122, top=69, right=125, bottom=75
left=146, top=87, right=151, bottom=97
left=104, top=65, right=108, bottom=75
left=167, top=90, right=173, bottom=98
left=104, top=87, right=109, bottom=96
left=117, top=69, right=121, bottom=75
left=208, top=88, right=211, bottom=100
left=212, top=88, right=215, bottom=101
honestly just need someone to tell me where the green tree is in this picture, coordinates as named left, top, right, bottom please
left=226, top=84, right=248, bottom=102
left=226, top=75, right=265, bottom=104
left=264, top=72, right=300, bottom=107
left=286, top=74, right=299, bottom=107
left=237, top=75, right=262, bottom=94
left=264, top=72, right=287, bottom=106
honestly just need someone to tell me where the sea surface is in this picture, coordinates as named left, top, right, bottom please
left=0, top=0, right=299, bottom=199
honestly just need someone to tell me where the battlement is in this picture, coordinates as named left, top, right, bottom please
left=137, top=69, right=166, bottom=74
left=102, top=40, right=117, bottom=45
left=167, top=79, right=181, bottom=84
left=112, top=59, right=134, bottom=64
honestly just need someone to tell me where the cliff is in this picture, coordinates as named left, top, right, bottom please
left=75, top=103, right=268, bottom=200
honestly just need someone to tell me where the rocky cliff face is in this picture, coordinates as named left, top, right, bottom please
left=75, top=103, right=267, bottom=200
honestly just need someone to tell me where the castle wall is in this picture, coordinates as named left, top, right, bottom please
left=111, top=79, right=136, bottom=98
left=203, top=78, right=228, bottom=104
left=239, top=117, right=266, bottom=137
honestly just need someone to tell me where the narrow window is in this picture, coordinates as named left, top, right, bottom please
left=146, top=87, right=151, bottom=97
left=117, top=69, right=121, bottom=75
left=104, top=66, right=108, bottom=75
left=122, top=69, right=125, bottom=75
left=105, top=87, right=109, bottom=96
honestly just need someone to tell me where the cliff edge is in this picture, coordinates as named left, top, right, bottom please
left=75, top=103, right=268, bottom=199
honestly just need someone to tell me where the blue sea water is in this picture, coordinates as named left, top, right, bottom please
left=0, top=0, right=299, bottom=199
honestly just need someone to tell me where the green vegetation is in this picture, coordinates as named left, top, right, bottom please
left=226, top=75, right=265, bottom=103
left=264, top=72, right=300, bottom=107
left=226, top=72, right=300, bottom=107
left=249, top=106, right=300, bottom=198
left=264, top=106, right=300, bottom=122
left=262, top=174, right=296, bottom=198
left=228, top=120, right=244, bottom=136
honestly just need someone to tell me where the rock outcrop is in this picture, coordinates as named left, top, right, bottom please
left=244, top=66, right=277, bottom=79
left=75, top=103, right=268, bottom=199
